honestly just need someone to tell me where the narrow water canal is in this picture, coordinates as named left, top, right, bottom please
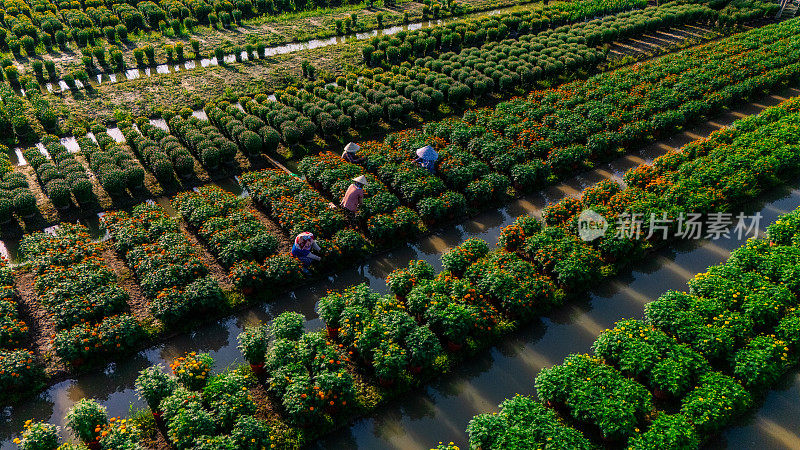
left=1, top=95, right=798, bottom=447
left=315, top=184, right=800, bottom=450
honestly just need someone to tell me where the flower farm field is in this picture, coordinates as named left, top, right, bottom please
left=4, top=89, right=796, bottom=445
left=2, top=0, right=800, bottom=448
left=0, top=0, right=770, bottom=144
left=0, top=3, right=793, bottom=231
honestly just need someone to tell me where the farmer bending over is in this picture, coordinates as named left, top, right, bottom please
left=341, top=142, right=362, bottom=164
left=291, top=232, right=321, bottom=270
left=414, top=145, right=438, bottom=174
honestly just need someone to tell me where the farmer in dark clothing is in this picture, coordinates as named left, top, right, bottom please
left=414, top=145, right=438, bottom=174
left=341, top=142, right=362, bottom=164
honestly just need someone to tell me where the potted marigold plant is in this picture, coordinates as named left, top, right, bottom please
left=318, top=291, right=346, bottom=339
left=271, top=311, right=304, bottom=341
left=441, top=238, right=489, bottom=275
left=238, top=324, right=269, bottom=376
left=134, top=364, right=177, bottom=423
left=65, top=399, right=108, bottom=450
left=426, top=301, right=472, bottom=351
left=15, top=420, right=58, bottom=450
left=405, top=326, right=441, bottom=374
left=373, top=341, right=407, bottom=387
left=231, top=416, right=272, bottom=449
left=170, top=352, right=213, bottom=391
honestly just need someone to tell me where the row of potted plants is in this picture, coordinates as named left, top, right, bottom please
left=461, top=85, right=800, bottom=449
left=167, top=111, right=239, bottom=170
left=101, top=203, right=226, bottom=325
left=122, top=118, right=197, bottom=183
left=205, top=101, right=278, bottom=156
left=0, top=146, right=38, bottom=223
left=134, top=351, right=271, bottom=449
left=22, top=136, right=94, bottom=209
left=80, top=125, right=146, bottom=198
left=363, top=0, right=647, bottom=66
left=0, top=84, right=43, bottom=146
left=19, top=223, right=144, bottom=366
left=242, top=312, right=357, bottom=427
left=297, top=150, right=426, bottom=240
left=318, top=280, right=444, bottom=386
left=171, top=184, right=293, bottom=294
left=0, top=256, right=26, bottom=350
left=172, top=185, right=279, bottom=268
left=239, top=168, right=347, bottom=238
left=409, top=2, right=711, bottom=99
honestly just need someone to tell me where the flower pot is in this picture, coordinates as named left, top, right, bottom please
left=378, top=377, right=395, bottom=388
left=446, top=340, right=463, bottom=352
left=652, top=389, right=670, bottom=400
left=71, top=357, right=85, bottom=367
left=85, top=440, right=101, bottom=450
left=249, top=362, right=266, bottom=376
left=408, top=365, right=423, bottom=375
left=324, top=404, right=340, bottom=415
left=152, top=409, right=164, bottom=426
left=242, top=286, right=254, bottom=295
left=326, top=325, right=339, bottom=340
left=545, top=400, right=565, bottom=411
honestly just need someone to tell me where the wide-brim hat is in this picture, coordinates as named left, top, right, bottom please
left=344, top=142, right=360, bottom=153
left=415, top=145, right=438, bottom=160
left=352, top=175, right=368, bottom=185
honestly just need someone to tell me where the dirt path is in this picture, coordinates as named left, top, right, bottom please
left=99, top=244, right=154, bottom=323
left=12, top=269, right=62, bottom=373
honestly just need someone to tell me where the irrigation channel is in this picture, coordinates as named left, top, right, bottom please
left=1, top=87, right=800, bottom=448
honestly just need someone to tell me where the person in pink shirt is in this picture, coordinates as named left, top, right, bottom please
left=341, top=175, right=366, bottom=218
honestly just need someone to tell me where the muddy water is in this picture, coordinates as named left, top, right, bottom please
left=0, top=91, right=795, bottom=447
left=2, top=157, right=800, bottom=449
left=315, top=185, right=800, bottom=450
left=0, top=114, right=664, bottom=447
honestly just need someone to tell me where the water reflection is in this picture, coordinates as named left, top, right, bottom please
left=313, top=188, right=800, bottom=449
left=2, top=97, right=799, bottom=448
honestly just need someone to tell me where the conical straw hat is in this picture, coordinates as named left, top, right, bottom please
left=344, top=142, right=360, bottom=153
left=415, top=145, right=438, bottom=160
left=352, top=175, right=368, bottom=185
